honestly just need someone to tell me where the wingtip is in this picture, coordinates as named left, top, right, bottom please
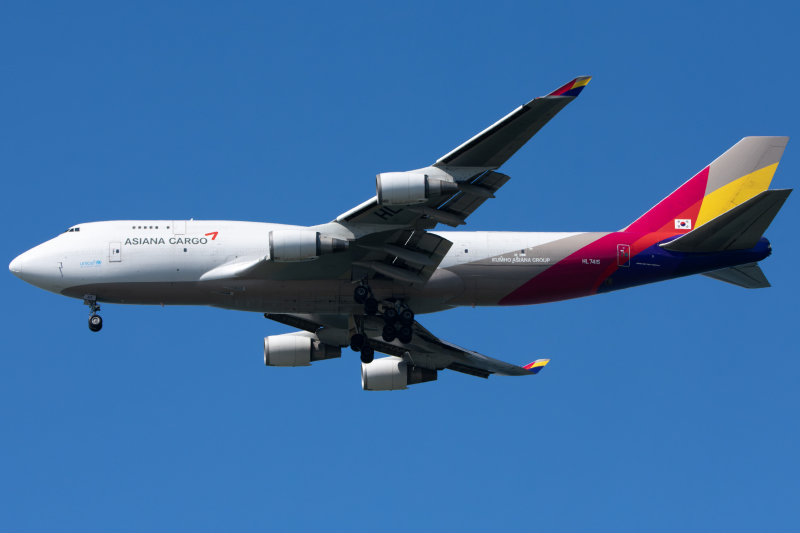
left=547, top=76, right=592, bottom=97
left=523, top=359, right=550, bottom=374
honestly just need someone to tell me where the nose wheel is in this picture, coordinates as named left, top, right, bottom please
left=84, top=295, right=103, bottom=332
left=88, top=314, right=103, bottom=332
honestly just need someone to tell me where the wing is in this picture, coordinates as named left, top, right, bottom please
left=331, top=76, right=591, bottom=286
left=435, top=76, right=592, bottom=168
left=362, top=317, right=549, bottom=378
left=265, top=313, right=550, bottom=379
left=335, top=76, right=592, bottom=229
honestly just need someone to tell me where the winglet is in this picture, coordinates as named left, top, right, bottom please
left=523, top=359, right=550, bottom=374
left=547, top=76, right=592, bottom=97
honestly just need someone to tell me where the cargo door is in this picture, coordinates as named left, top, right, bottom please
left=110, top=242, right=121, bottom=262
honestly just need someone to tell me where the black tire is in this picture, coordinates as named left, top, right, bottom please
left=382, top=324, right=396, bottom=342
left=350, top=333, right=365, bottom=352
left=399, top=308, right=415, bottom=325
left=364, top=298, right=379, bottom=315
left=360, top=346, right=375, bottom=364
left=353, top=286, right=368, bottom=304
left=88, top=315, right=103, bottom=332
left=382, top=307, right=399, bottom=323
left=398, top=326, right=412, bottom=344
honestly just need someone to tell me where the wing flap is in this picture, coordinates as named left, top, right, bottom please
left=352, top=229, right=453, bottom=288
left=434, top=171, right=511, bottom=221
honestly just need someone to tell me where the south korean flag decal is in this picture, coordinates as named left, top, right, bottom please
left=675, top=219, right=692, bottom=230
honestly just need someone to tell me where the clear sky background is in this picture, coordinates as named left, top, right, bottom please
left=2, top=1, right=798, bottom=531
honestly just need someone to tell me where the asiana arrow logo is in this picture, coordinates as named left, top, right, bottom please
left=124, top=231, right=220, bottom=246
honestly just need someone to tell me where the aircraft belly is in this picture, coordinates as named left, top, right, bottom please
left=58, top=276, right=463, bottom=315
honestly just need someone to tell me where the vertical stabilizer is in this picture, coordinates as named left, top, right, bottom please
left=625, top=137, right=788, bottom=234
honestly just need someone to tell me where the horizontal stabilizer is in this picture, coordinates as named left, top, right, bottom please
left=702, top=263, right=771, bottom=289
left=661, top=189, right=792, bottom=252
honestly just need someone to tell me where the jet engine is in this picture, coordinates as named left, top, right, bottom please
left=264, top=334, right=341, bottom=367
left=361, top=356, right=438, bottom=391
left=376, top=172, right=458, bottom=205
left=269, top=230, right=349, bottom=262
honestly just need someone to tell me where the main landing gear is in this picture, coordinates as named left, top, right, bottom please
left=84, top=295, right=102, bottom=332
left=350, top=282, right=416, bottom=364
left=349, top=333, right=375, bottom=364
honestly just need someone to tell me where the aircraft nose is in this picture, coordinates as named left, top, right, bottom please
left=9, top=253, right=25, bottom=279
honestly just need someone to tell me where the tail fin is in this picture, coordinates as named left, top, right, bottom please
left=625, top=137, right=789, bottom=234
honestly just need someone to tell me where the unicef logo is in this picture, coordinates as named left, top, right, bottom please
left=97, top=261, right=102, bottom=265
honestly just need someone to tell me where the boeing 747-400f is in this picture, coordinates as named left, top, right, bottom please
left=9, top=77, right=791, bottom=390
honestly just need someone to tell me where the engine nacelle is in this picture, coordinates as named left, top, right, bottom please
left=269, top=230, right=349, bottom=262
left=376, top=172, right=458, bottom=206
left=264, top=334, right=341, bottom=367
left=361, top=356, right=438, bottom=391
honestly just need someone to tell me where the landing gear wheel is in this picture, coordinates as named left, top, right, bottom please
left=382, top=324, right=396, bottom=342
left=364, top=297, right=379, bottom=316
left=88, top=315, right=103, bottom=332
left=399, top=308, right=415, bottom=325
left=350, top=333, right=366, bottom=352
left=360, top=346, right=375, bottom=364
left=382, top=307, right=399, bottom=324
left=398, top=325, right=412, bottom=344
left=353, top=286, right=368, bottom=304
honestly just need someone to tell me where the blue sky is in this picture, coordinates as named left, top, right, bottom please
left=2, top=1, right=799, bottom=531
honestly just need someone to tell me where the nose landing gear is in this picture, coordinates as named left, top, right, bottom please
left=84, top=295, right=102, bottom=332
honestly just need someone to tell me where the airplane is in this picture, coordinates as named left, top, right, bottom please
left=9, top=76, right=791, bottom=391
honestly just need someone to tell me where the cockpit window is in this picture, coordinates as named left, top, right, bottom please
left=63, top=227, right=80, bottom=233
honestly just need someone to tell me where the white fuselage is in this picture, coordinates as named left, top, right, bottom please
left=10, top=220, right=586, bottom=314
